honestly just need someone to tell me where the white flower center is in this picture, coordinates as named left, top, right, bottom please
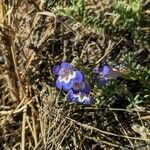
left=77, top=93, right=89, bottom=103
left=59, top=70, right=76, bottom=84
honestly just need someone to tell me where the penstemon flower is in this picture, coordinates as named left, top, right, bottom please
left=53, top=62, right=84, bottom=91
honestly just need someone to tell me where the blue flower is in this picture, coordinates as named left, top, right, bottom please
left=94, top=64, right=122, bottom=86
left=72, top=81, right=91, bottom=94
left=53, top=62, right=73, bottom=75
left=94, top=65, right=110, bottom=86
left=67, top=90, right=93, bottom=105
left=53, top=62, right=84, bottom=91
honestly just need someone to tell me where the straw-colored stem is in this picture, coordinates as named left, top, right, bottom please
left=21, top=107, right=27, bottom=150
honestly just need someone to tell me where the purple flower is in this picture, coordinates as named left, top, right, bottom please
left=53, top=62, right=84, bottom=91
left=94, top=64, right=121, bottom=86
left=72, top=81, right=91, bottom=94
left=67, top=90, right=93, bottom=105
left=94, top=65, right=110, bottom=86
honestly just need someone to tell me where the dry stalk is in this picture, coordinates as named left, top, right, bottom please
left=0, top=0, right=4, bottom=22
left=95, top=35, right=126, bottom=65
left=56, top=123, right=72, bottom=150
left=21, top=107, right=27, bottom=150
left=0, top=99, right=32, bottom=115
left=31, top=108, right=38, bottom=146
left=110, top=109, right=134, bottom=148
left=26, top=116, right=38, bottom=147
left=85, top=136, right=122, bottom=148
left=67, top=117, right=150, bottom=141
left=141, top=115, right=150, bottom=120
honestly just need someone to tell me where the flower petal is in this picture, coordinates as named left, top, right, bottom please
left=94, top=67, right=102, bottom=74
left=60, top=62, right=73, bottom=69
left=63, top=80, right=74, bottom=91
left=77, top=94, right=92, bottom=105
left=56, top=77, right=63, bottom=89
left=73, top=71, right=84, bottom=83
left=99, top=78, right=108, bottom=86
left=67, top=90, right=78, bottom=102
left=53, top=65, right=61, bottom=75
left=103, top=65, right=110, bottom=77
left=72, top=81, right=90, bottom=94
left=82, top=96, right=92, bottom=105
left=76, top=82, right=91, bottom=94
left=82, top=82, right=91, bottom=94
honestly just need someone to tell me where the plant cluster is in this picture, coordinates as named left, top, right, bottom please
left=54, top=0, right=141, bottom=33
left=53, top=61, right=129, bottom=105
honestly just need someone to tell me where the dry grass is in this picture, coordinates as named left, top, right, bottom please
left=0, top=0, right=150, bottom=149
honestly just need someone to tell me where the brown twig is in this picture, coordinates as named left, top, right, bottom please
left=67, top=117, right=150, bottom=141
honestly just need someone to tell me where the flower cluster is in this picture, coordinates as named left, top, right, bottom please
left=53, top=62, right=93, bottom=105
left=53, top=62, right=124, bottom=105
